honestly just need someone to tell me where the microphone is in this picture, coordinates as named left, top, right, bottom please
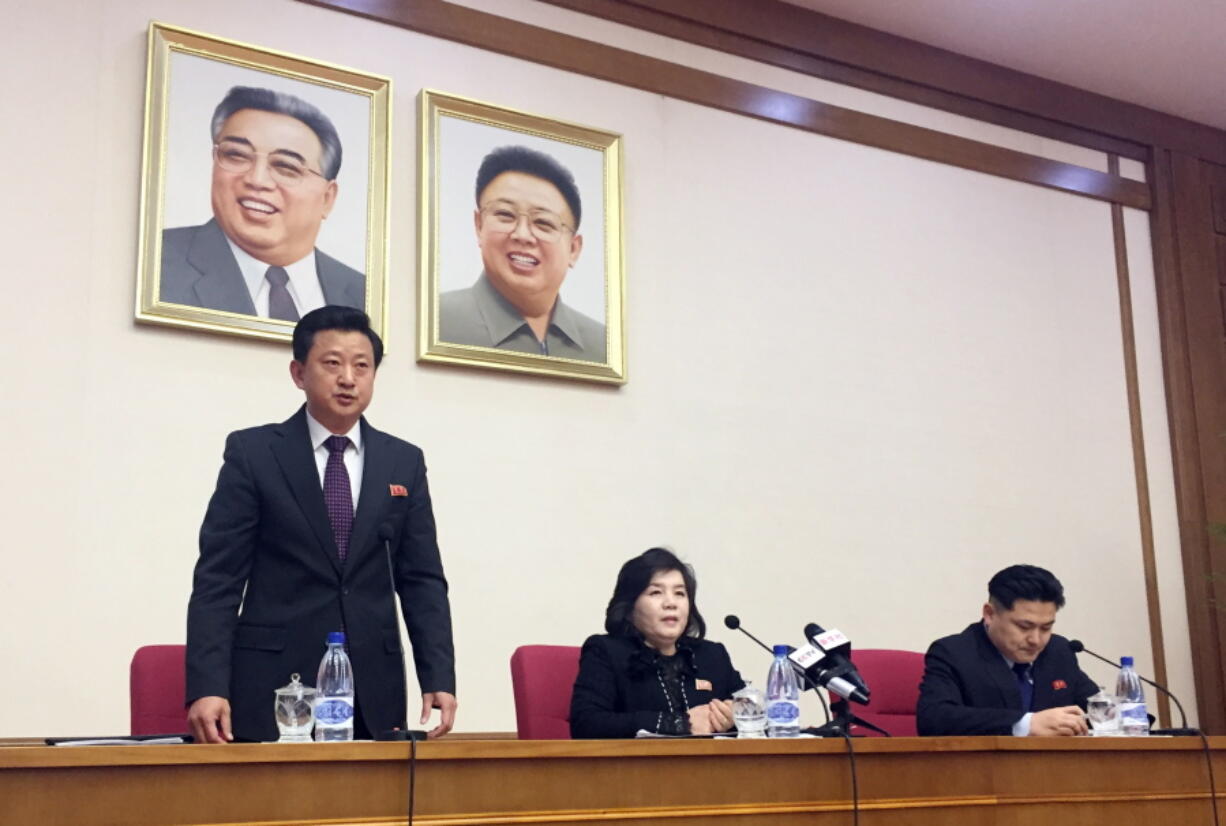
left=795, top=623, right=871, bottom=705
left=723, top=615, right=888, bottom=736
left=804, top=623, right=852, bottom=657
left=1068, top=639, right=1196, bottom=735
left=724, top=615, right=776, bottom=657
left=724, top=615, right=831, bottom=725
left=373, top=521, right=426, bottom=742
left=725, top=615, right=828, bottom=693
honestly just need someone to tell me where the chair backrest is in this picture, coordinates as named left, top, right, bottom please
left=845, top=648, right=925, bottom=737
left=509, top=645, right=582, bottom=740
left=130, top=644, right=188, bottom=735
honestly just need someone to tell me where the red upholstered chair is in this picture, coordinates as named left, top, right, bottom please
left=843, top=648, right=925, bottom=737
left=129, top=644, right=189, bottom=735
left=509, top=645, right=582, bottom=739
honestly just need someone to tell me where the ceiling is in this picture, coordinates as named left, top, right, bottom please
left=780, top=0, right=1226, bottom=131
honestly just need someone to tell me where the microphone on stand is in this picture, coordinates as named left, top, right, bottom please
left=724, top=615, right=831, bottom=725
left=801, top=623, right=871, bottom=705
left=1068, top=639, right=1197, bottom=736
left=793, top=623, right=885, bottom=736
left=723, top=615, right=775, bottom=657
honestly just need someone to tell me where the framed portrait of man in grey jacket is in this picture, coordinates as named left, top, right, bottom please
left=418, top=90, right=626, bottom=385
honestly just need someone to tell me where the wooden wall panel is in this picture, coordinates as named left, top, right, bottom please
left=1160, top=153, right=1226, bottom=732
left=1110, top=155, right=1172, bottom=725
left=543, top=0, right=1226, bottom=166
left=1148, top=151, right=1218, bottom=731
left=302, top=0, right=1148, bottom=208
left=541, top=0, right=1149, bottom=161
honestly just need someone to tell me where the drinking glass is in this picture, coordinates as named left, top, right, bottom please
left=732, top=682, right=767, bottom=738
left=1086, top=689, right=1120, bottom=736
left=274, top=673, right=316, bottom=742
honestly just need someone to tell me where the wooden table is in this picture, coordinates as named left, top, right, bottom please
left=3, top=736, right=1224, bottom=825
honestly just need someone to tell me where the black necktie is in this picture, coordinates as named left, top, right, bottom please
left=1013, top=662, right=1033, bottom=711
left=265, top=266, right=299, bottom=321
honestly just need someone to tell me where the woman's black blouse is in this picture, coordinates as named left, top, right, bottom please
left=569, top=634, right=746, bottom=739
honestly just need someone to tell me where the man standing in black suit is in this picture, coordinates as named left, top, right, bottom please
left=186, top=306, right=456, bottom=742
left=917, top=564, right=1096, bottom=736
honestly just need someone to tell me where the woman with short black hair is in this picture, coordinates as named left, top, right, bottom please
left=569, top=548, right=745, bottom=738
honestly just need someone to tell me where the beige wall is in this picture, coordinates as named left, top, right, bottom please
left=1, top=0, right=1192, bottom=736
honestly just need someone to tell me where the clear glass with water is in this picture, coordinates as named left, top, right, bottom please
left=1085, top=688, right=1120, bottom=736
left=274, top=673, right=316, bottom=742
left=732, top=682, right=767, bottom=738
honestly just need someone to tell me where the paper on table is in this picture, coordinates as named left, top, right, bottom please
left=47, top=735, right=190, bottom=746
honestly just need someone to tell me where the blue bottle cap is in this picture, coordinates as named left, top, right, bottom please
left=327, top=631, right=346, bottom=645
left=1120, top=655, right=1133, bottom=667
left=773, top=644, right=790, bottom=656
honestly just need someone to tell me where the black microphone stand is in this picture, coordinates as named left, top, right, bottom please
left=807, top=663, right=889, bottom=739
left=375, top=525, right=429, bottom=742
left=724, top=616, right=831, bottom=727
left=1073, top=642, right=1198, bottom=736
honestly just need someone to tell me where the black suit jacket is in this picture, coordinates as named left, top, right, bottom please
left=916, top=621, right=1097, bottom=736
left=186, top=407, right=454, bottom=742
left=569, top=634, right=745, bottom=739
left=160, top=219, right=365, bottom=315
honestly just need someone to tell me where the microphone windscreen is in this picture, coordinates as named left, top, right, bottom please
left=378, top=521, right=395, bottom=541
left=1068, top=639, right=1085, bottom=653
left=724, top=615, right=740, bottom=630
left=804, top=622, right=824, bottom=640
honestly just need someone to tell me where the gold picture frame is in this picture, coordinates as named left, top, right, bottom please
left=418, top=90, right=626, bottom=384
left=135, top=22, right=390, bottom=343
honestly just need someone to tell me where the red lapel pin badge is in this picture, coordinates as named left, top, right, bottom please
left=389, top=484, right=408, bottom=497
left=1051, top=679, right=1067, bottom=690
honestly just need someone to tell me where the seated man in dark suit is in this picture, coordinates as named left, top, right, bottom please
left=917, top=564, right=1096, bottom=736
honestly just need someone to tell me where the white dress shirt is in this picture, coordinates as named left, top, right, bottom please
left=225, top=236, right=327, bottom=318
left=305, top=411, right=363, bottom=511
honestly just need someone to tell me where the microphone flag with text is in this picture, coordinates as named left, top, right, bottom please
left=790, top=623, right=871, bottom=705
left=724, top=614, right=892, bottom=735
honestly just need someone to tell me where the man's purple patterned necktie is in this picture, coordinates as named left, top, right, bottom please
left=323, top=435, right=353, bottom=561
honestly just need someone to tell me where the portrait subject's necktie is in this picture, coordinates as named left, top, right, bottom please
left=1013, top=662, right=1034, bottom=711
left=265, top=266, right=299, bottom=322
left=323, top=435, right=353, bottom=562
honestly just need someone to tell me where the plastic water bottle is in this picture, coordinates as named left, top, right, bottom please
left=765, top=645, right=801, bottom=738
left=1115, top=656, right=1149, bottom=736
left=314, top=631, right=355, bottom=741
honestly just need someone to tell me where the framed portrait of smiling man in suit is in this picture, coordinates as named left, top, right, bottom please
left=135, top=23, right=390, bottom=342
left=418, top=90, right=626, bottom=384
